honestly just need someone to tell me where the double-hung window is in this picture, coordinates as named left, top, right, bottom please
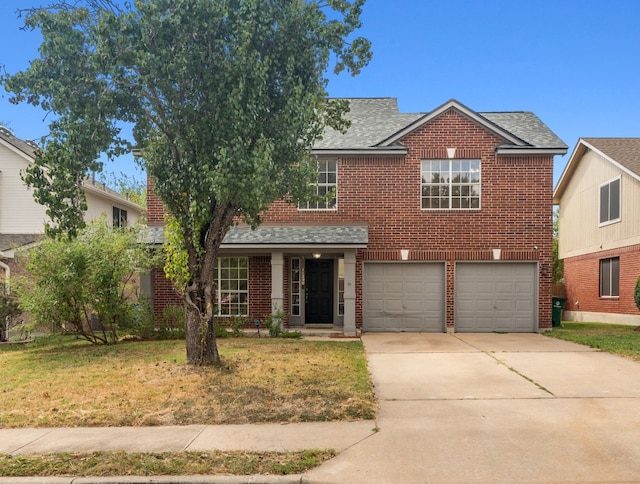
left=421, top=159, right=480, bottom=209
left=599, top=177, right=621, bottom=225
left=113, top=207, right=128, bottom=227
left=217, top=257, right=249, bottom=316
left=600, top=257, right=619, bottom=298
left=299, top=159, right=337, bottom=210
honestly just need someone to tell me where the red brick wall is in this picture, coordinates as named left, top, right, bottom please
left=151, top=268, right=183, bottom=319
left=564, top=244, right=640, bottom=316
left=248, top=256, right=272, bottom=323
left=262, top=108, right=554, bottom=329
left=147, top=108, right=555, bottom=330
left=147, top=176, right=165, bottom=225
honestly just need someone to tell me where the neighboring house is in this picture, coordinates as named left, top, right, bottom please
left=147, top=98, right=567, bottom=334
left=0, top=125, right=144, bottom=284
left=553, top=138, right=640, bottom=325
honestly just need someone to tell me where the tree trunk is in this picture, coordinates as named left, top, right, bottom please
left=184, top=298, right=221, bottom=365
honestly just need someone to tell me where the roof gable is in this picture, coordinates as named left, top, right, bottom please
left=0, top=126, right=38, bottom=161
left=582, top=138, right=640, bottom=177
left=0, top=125, right=143, bottom=212
left=554, top=138, right=640, bottom=202
left=313, top=98, right=567, bottom=155
left=378, top=99, right=526, bottom=147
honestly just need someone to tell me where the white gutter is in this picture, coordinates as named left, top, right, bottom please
left=495, top=147, right=568, bottom=156
left=312, top=149, right=407, bottom=157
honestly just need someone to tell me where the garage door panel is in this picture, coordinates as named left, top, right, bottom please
left=364, top=263, right=445, bottom=332
left=456, top=263, right=537, bottom=333
left=385, top=300, right=404, bottom=312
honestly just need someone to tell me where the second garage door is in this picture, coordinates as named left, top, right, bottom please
left=363, top=263, right=445, bottom=332
left=455, top=262, right=537, bottom=332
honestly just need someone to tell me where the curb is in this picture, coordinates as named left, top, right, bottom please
left=0, top=475, right=305, bottom=484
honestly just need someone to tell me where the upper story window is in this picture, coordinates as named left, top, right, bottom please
left=600, top=257, right=619, bottom=298
left=299, top=159, right=337, bottom=210
left=421, top=159, right=480, bottom=210
left=113, top=207, right=128, bottom=227
left=599, top=177, right=621, bottom=226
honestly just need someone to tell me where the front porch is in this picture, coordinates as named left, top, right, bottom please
left=220, top=224, right=368, bottom=337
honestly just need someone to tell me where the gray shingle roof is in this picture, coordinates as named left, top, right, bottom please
left=313, top=98, right=567, bottom=152
left=0, top=126, right=38, bottom=158
left=144, top=225, right=369, bottom=246
left=481, top=112, right=566, bottom=149
left=583, top=138, right=640, bottom=177
left=0, top=234, right=43, bottom=252
left=314, top=98, right=422, bottom=150
left=222, top=225, right=368, bottom=245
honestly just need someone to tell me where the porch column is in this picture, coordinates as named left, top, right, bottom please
left=343, top=250, right=357, bottom=336
left=271, top=252, right=284, bottom=314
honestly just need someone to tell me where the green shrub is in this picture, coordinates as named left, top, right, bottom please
left=264, top=309, right=293, bottom=338
left=635, top=276, right=640, bottom=312
left=131, top=303, right=186, bottom=341
left=15, top=221, right=161, bottom=345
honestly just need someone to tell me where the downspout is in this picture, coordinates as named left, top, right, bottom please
left=0, top=260, right=9, bottom=342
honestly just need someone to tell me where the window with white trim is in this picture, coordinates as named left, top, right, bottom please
left=337, top=258, right=345, bottom=316
left=299, top=159, right=337, bottom=210
left=291, top=258, right=301, bottom=316
left=600, top=257, right=619, bottom=298
left=599, top=177, right=621, bottom=225
left=217, top=257, right=249, bottom=316
left=421, top=159, right=480, bottom=210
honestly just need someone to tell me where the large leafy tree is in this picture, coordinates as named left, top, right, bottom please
left=4, top=0, right=371, bottom=364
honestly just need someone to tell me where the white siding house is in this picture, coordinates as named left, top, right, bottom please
left=0, top=125, right=144, bottom=259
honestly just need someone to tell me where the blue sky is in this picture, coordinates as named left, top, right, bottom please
left=1, top=0, right=639, bottom=186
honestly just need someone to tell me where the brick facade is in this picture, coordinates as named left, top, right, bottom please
left=261, top=108, right=554, bottom=329
left=563, top=244, right=640, bottom=315
left=147, top=102, right=559, bottom=332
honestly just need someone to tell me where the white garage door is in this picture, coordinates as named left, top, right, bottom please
left=363, top=263, right=445, bottom=332
left=455, top=262, right=537, bottom=332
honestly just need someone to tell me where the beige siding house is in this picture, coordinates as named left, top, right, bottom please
left=553, top=138, right=640, bottom=325
left=0, top=125, right=144, bottom=264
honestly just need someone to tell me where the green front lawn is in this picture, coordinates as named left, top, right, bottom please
left=546, top=321, right=640, bottom=361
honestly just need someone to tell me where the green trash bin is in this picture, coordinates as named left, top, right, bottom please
left=552, top=297, right=566, bottom=327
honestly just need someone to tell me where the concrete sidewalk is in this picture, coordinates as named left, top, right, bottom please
left=0, top=421, right=376, bottom=456
left=0, top=421, right=376, bottom=483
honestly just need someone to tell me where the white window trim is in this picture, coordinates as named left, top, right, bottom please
left=599, top=257, right=620, bottom=298
left=598, top=176, right=621, bottom=227
left=298, top=159, right=338, bottom=211
left=290, top=257, right=302, bottom=316
left=217, top=257, right=249, bottom=317
left=421, top=159, right=481, bottom=211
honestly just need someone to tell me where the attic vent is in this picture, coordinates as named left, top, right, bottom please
left=0, top=126, right=15, bottom=137
left=25, top=140, right=39, bottom=149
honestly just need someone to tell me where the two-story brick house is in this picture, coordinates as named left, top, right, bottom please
left=147, top=98, right=567, bottom=334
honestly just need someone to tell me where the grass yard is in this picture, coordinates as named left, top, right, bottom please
left=546, top=321, right=640, bottom=361
left=0, top=335, right=376, bottom=428
left=0, top=450, right=336, bottom=477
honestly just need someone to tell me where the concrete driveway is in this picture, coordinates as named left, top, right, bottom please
left=305, top=333, right=640, bottom=484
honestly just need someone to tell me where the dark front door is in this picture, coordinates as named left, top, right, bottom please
left=305, top=259, right=334, bottom=324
